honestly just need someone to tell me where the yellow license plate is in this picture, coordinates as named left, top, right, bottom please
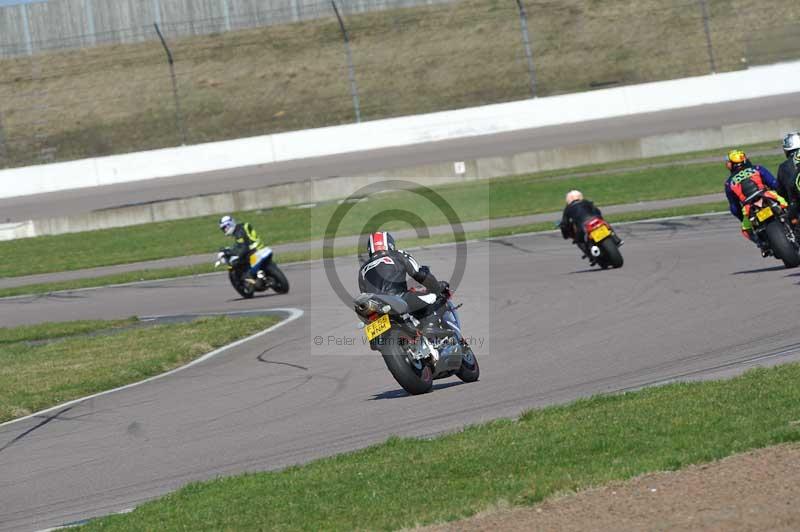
left=364, top=314, right=391, bottom=341
left=589, top=225, right=611, bottom=242
left=756, top=208, right=773, bottom=222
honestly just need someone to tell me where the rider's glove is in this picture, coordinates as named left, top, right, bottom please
left=438, top=280, right=451, bottom=297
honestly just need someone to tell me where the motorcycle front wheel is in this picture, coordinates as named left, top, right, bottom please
left=456, top=346, right=480, bottom=383
left=229, top=269, right=255, bottom=299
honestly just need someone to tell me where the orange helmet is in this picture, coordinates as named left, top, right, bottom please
left=726, top=149, right=749, bottom=172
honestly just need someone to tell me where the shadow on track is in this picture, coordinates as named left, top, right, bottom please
left=567, top=267, right=608, bottom=274
left=0, top=406, right=75, bottom=453
left=370, top=380, right=465, bottom=400
left=227, top=292, right=282, bottom=303
left=731, top=265, right=787, bottom=275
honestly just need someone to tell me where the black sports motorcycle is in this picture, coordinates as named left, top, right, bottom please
left=743, top=189, right=800, bottom=268
left=215, top=247, right=290, bottom=298
left=353, top=287, right=479, bottom=395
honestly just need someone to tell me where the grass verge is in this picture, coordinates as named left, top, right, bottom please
left=0, top=314, right=280, bottom=423
left=76, top=362, right=800, bottom=531
left=2, top=142, right=771, bottom=279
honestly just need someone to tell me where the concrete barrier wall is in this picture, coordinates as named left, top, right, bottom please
left=2, top=59, right=800, bottom=201
left=2, top=113, right=797, bottom=241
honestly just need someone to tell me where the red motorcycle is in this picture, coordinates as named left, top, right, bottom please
left=580, top=217, right=624, bottom=269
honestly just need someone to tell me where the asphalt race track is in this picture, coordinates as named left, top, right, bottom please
left=3, top=92, right=800, bottom=222
left=4, top=215, right=800, bottom=530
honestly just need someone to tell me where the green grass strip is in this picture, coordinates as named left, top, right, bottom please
left=0, top=202, right=729, bottom=299
left=0, top=144, right=778, bottom=279
left=0, top=315, right=280, bottom=423
left=77, top=362, right=800, bottom=531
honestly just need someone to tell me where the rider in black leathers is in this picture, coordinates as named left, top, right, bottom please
left=776, top=132, right=800, bottom=223
left=559, top=190, right=616, bottom=262
left=358, top=231, right=449, bottom=326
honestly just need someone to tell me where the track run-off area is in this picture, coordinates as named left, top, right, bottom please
left=3, top=214, right=800, bottom=530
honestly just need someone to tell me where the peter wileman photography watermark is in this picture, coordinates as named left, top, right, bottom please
left=321, top=179, right=469, bottom=310
left=309, top=177, right=492, bottom=357
left=313, top=334, right=486, bottom=349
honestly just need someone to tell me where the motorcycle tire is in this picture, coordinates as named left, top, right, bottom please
left=456, top=346, right=480, bottom=383
left=600, top=239, right=624, bottom=269
left=265, top=262, right=290, bottom=294
left=765, top=221, right=800, bottom=268
left=229, top=269, right=255, bottom=299
left=380, top=330, right=433, bottom=395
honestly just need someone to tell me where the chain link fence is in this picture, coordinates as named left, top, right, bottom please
left=0, top=0, right=798, bottom=169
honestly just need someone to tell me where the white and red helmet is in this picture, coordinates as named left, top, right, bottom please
left=367, top=231, right=396, bottom=256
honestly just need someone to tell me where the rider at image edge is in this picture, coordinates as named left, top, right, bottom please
left=358, top=231, right=451, bottom=331
left=218, top=215, right=268, bottom=285
left=723, top=149, right=788, bottom=255
left=775, top=131, right=800, bottom=218
left=559, top=190, right=622, bottom=263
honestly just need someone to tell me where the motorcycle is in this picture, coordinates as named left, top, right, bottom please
left=577, top=217, right=624, bottom=269
left=214, top=247, right=290, bottom=298
left=353, top=286, right=479, bottom=395
left=743, top=189, right=800, bottom=268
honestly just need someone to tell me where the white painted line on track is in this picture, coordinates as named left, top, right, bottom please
left=0, top=307, right=304, bottom=430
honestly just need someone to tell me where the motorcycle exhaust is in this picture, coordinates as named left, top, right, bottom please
left=590, top=245, right=601, bottom=257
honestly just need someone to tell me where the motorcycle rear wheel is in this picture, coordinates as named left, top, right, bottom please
left=765, top=221, right=800, bottom=268
left=380, top=331, right=433, bottom=395
left=600, top=239, right=624, bottom=269
left=265, top=262, right=290, bottom=294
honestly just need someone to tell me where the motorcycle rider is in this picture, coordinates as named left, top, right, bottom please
left=775, top=132, right=800, bottom=222
left=358, top=231, right=450, bottom=329
left=723, top=149, right=787, bottom=254
left=219, top=215, right=267, bottom=285
left=559, top=190, right=620, bottom=264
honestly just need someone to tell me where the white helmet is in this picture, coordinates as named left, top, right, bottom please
left=565, top=190, right=584, bottom=204
left=219, top=215, right=236, bottom=236
left=782, top=132, right=800, bottom=157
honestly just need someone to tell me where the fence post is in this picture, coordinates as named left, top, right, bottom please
left=152, top=0, right=162, bottom=27
left=0, top=111, right=7, bottom=163
left=154, top=23, right=188, bottom=145
left=331, top=1, right=361, bottom=123
left=698, top=0, right=716, bottom=73
left=84, top=0, right=96, bottom=47
left=221, top=0, right=231, bottom=31
left=20, top=3, right=33, bottom=56
left=514, top=0, right=537, bottom=97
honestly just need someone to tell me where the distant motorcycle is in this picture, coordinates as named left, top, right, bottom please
left=353, top=286, right=479, bottom=395
left=215, top=247, right=290, bottom=298
left=577, top=216, right=624, bottom=269
left=743, top=189, right=800, bottom=268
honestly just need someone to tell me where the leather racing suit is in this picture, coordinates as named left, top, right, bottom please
left=229, top=222, right=267, bottom=277
left=724, top=164, right=787, bottom=243
left=358, top=249, right=445, bottom=324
